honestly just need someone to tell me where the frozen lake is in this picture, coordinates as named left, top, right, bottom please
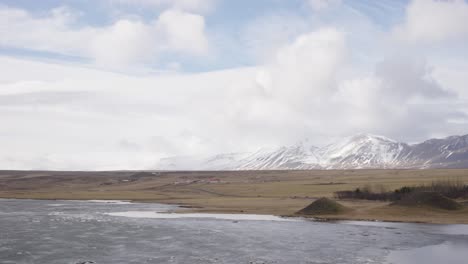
left=0, top=199, right=467, bottom=264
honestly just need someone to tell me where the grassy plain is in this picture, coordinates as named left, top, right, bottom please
left=1, top=169, right=467, bottom=224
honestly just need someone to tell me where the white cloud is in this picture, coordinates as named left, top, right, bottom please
left=334, top=56, right=462, bottom=140
left=107, top=0, right=216, bottom=14
left=0, top=6, right=92, bottom=55
left=0, top=56, right=260, bottom=170
left=257, top=28, right=346, bottom=111
left=0, top=6, right=209, bottom=68
left=1, top=0, right=468, bottom=170
left=252, top=26, right=466, bottom=143
left=90, top=20, right=156, bottom=67
left=308, top=0, right=342, bottom=11
left=393, top=0, right=468, bottom=43
left=156, top=9, right=209, bottom=55
left=0, top=18, right=467, bottom=170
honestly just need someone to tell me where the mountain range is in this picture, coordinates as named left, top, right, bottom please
left=156, top=133, right=468, bottom=170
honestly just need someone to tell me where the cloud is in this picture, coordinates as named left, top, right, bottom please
left=308, top=0, right=342, bottom=11
left=0, top=6, right=209, bottom=68
left=107, top=0, right=216, bottom=14
left=90, top=20, right=156, bottom=66
left=156, top=9, right=208, bottom=55
left=0, top=6, right=91, bottom=55
left=257, top=28, right=346, bottom=111
left=0, top=56, right=260, bottom=169
left=0, top=1, right=468, bottom=170
left=373, top=56, right=454, bottom=100
left=242, top=13, right=311, bottom=62
left=335, top=56, right=463, bottom=141
left=393, top=0, right=468, bottom=43
left=252, top=26, right=465, bottom=143
left=0, top=18, right=467, bottom=170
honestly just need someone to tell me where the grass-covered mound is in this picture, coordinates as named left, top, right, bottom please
left=391, top=192, right=463, bottom=211
left=296, top=197, right=348, bottom=215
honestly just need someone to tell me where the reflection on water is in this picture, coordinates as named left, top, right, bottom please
left=387, top=241, right=468, bottom=264
left=0, top=199, right=467, bottom=264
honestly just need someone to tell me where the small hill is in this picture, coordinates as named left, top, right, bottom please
left=296, top=198, right=348, bottom=215
left=392, top=192, right=463, bottom=211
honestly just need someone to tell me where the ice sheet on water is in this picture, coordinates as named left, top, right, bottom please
left=105, top=211, right=298, bottom=221
left=85, top=200, right=133, bottom=204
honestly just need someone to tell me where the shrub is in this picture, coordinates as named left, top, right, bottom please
left=335, top=179, right=468, bottom=201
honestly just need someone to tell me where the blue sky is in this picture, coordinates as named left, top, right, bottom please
left=1, top=0, right=468, bottom=169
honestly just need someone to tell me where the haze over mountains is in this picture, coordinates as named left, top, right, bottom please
left=156, top=134, right=468, bottom=170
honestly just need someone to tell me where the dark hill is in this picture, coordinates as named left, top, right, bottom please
left=296, top=198, right=348, bottom=215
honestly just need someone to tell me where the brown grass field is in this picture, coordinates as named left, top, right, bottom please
left=1, top=169, right=468, bottom=224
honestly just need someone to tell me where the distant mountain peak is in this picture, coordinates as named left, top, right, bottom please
left=348, top=133, right=397, bottom=143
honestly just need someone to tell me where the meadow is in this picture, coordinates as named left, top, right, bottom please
left=1, top=169, right=468, bottom=223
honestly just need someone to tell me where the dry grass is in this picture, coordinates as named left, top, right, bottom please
left=1, top=169, right=468, bottom=223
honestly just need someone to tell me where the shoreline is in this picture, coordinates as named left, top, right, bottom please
left=2, top=196, right=467, bottom=225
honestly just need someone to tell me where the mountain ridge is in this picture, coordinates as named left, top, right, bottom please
left=156, top=133, right=468, bottom=170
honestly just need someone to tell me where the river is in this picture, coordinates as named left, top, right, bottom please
left=0, top=199, right=467, bottom=264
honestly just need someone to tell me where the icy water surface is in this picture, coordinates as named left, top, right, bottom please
left=0, top=199, right=467, bottom=264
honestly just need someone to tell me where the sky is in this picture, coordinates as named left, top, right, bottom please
left=1, top=0, right=468, bottom=170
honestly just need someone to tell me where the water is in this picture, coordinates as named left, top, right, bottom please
left=0, top=199, right=467, bottom=264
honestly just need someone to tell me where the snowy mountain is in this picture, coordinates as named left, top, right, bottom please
left=155, top=133, right=468, bottom=170
left=236, top=140, right=321, bottom=170
left=317, top=134, right=412, bottom=169
left=408, top=134, right=468, bottom=169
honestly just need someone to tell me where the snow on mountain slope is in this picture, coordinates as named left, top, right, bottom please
left=408, top=134, right=468, bottom=168
left=154, top=133, right=468, bottom=170
left=235, top=140, right=321, bottom=170
left=318, top=134, right=411, bottom=169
